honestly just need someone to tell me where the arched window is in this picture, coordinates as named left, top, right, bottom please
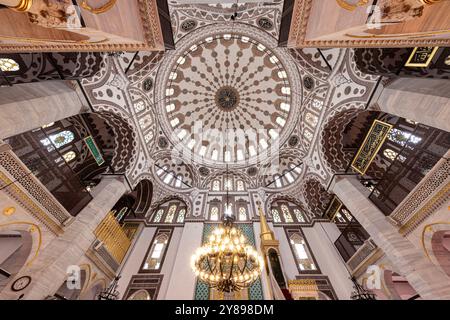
left=281, top=205, right=294, bottom=223
left=176, top=208, right=186, bottom=223
left=165, top=204, right=177, bottom=223
left=274, top=175, right=282, bottom=188
left=334, top=212, right=346, bottom=223
left=63, top=151, right=76, bottom=163
left=341, top=208, right=353, bottom=222
left=153, top=209, right=164, bottom=223
left=388, top=128, right=422, bottom=146
left=210, top=206, right=219, bottom=221
left=271, top=209, right=281, bottom=223
left=293, top=208, right=306, bottom=223
left=0, top=58, right=19, bottom=72
left=143, top=234, right=168, bottom=270
left=40, top=130, right=75, bottom=149
left=290, top=233, right=317, bottom=271
left=224, top=178, right=233, bottom=191
left=238, top=207, right=247, bottom=221
left=175, top=175, right=182, bottom=188
left=236, top=180, right=245, bottom=191
left=224, top=203, right=233, bottom=217
left=212, top=180, right=220, bottom=191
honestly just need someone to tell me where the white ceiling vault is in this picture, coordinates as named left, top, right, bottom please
left=81, top=1, right=379, bottom=216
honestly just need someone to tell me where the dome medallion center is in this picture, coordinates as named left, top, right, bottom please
left=215, top=86, right=240, bottom=111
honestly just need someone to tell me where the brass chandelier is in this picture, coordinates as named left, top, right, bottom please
left=191, top=216, right=264, bottom=293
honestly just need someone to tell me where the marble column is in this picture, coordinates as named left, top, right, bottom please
left=331, top=176, right=450, bottom=300
left=164, top=222, right=203, bottom=300
left=0, top=81, right=89, bottom=140
left=374, top=78, right=450, bottom=132
left=12, top=177, right=127, bottom=300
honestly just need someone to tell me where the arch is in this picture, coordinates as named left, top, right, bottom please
left=87, top=111, right=137, bottom=174
left=134, top=179, right=153, bottom=214
left=148, top=196, right=189, bottom=223
left=127, top=289, right=151, bottom=300
left=382, top=270, right=419, bottom=300
left=430, top=230, right=450, bottom=277
left=301, top=177, right=333, bottom=218
left=320, top=109, right=379, bottom=174
left=0, top=52, right=106, bottom=86
left=153, top=152, right=198, bottom=190
left=80, top=278, right=106, bottom=300
left=0, top=230, right=33, bottom=292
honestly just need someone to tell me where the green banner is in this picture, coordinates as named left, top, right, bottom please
left=84, top=136, right=105, bottom=166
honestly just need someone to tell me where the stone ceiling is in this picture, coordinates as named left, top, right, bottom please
left=156, top=23, right=300, bottom=167
left=80, top=1, right=379, bottom=213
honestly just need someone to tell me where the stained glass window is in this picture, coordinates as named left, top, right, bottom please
left=341, top=208, right=353, bottom=222
left=236, top=180, right=245, bottom=191
left=63, top=151, right=76, bottom=163
left=210, top=207, right=219, bottom=221
left=165, top=204, right=177, bottom=223
left=305, top=113, right=318, bottom=127
left=176, top=208, right=185, bottom=223
left=293, top=208, right=305, bottom=223
left=290, top=233, right=317, bottom=271
left=40, top=130, right=75, bottom=149
left=281, top=205, right=294, bottom=223
left=153, top=209, right=164, bottom=222
left=0, top=58, right=19, bottom=72
left=212, top=180, right=220, bottom=191
left=238, top=207, right=247, bottom=221
left=143, top=234, right=168, bottom=270
left=271, top=209, right=281, bottom=223
left=388, top=128, right=422, bottom=146
left=334, top=212, right=346, bottom=223
left=224, top=178, right=233, bottom=191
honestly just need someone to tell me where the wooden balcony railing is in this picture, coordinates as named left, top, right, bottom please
left=94, top=212, right=131, bottom=264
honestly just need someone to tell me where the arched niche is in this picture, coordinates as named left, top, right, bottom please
left=0, top=230, right=33, bottom=292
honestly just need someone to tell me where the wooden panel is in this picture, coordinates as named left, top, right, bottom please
left=305, top=0, right=368, bottom=40
left=75, top=0, right=146, bottom=42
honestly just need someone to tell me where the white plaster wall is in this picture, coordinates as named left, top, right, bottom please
left=0, top=231, right=22, bottom=264
left=302, top=223, right=354, bottom=300
left=273, top=226, right=298, bottom=281
left=157, top=227, right=183, bottom=299
left=164, top=222, right=203, bottom=299
left=406, top=200, right=450, bottom=252
left=117, top=226, right=156, bottom=299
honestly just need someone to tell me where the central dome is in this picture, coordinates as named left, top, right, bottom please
left=157, top=24, right=301, bottom=168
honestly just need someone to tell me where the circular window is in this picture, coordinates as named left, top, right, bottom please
left=257, top=17, right=274, bottom=30
left=199, top=167, right=210, bottom=176
left=158, top=136, right=168, bottom=149
left=181, top=19, right=197, bottom=32
left=143, top=78, right=153, bottom=92
left=303, top=76, right=315, bottom=90
left=247, top=167, right=258, bottom=176
left=288, top=135, right=300, bottom=147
